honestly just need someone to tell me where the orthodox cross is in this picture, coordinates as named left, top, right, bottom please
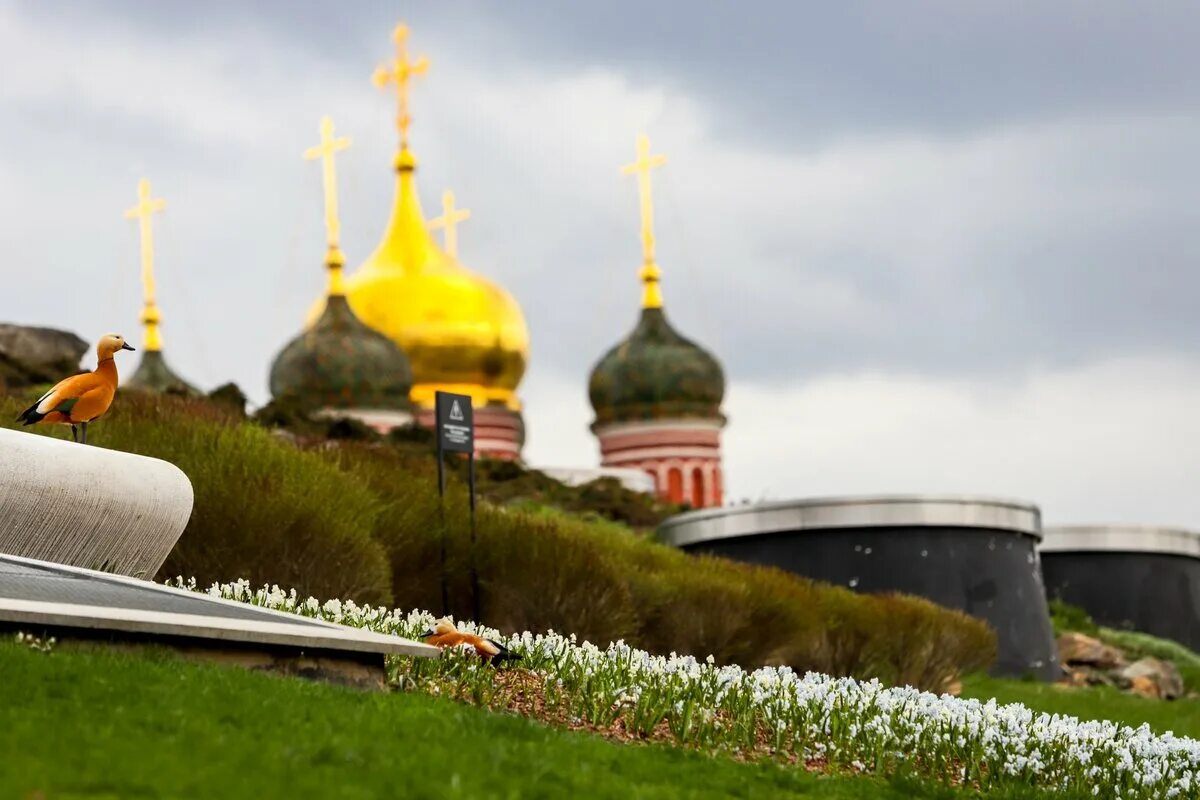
left=621, top=135, right=667, bottom=308
left=123, top=179, right=167, bottom=350
left=372, top=23, right=429, bottom=151
left=429, top=190, right=471, bottom=258
left=304, top=115, right=351, bottom=257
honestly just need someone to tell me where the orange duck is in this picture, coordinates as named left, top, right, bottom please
left=17, top=333, right=135, bottom=444
left=421, top=618, right=518, bottom=663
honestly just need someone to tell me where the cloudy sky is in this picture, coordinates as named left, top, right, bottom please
left=2, top=1, right=1199, bottom=525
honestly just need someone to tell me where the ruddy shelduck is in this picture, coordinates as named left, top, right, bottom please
left=17, top=333, right=135, bottom=444
left=421, top=618, right=518, bottom=663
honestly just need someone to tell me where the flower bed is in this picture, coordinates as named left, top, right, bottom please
left=175, top=578, right=1199, bottom=799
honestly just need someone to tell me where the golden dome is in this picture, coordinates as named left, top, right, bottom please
left=308, top=150, right=529, bottom=410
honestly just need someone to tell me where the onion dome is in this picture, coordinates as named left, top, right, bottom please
left=274, top=115, right=412, bottom=412
left=308, top=150, right=528, bottom=411
left=270, top=291, right=412, bottom=411
left=126, top=348, right=198, bottom=395
left=590, top=133, right=725, bottom=427
left=307, top=25, right=528, bottom=411
left=589, top=307, right=725, bottom=426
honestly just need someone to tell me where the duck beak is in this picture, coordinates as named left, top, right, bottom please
left=121, top=343, right=136, bottom=351
left=419, top=628, right=434, bottom=638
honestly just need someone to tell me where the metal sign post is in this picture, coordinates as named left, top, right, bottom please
left=434, top=391, right=476, bottom=621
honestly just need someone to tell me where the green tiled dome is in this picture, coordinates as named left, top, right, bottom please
left=125, top=350, right=198, bottom=396
left=270, top=294, right=412, bottom=411
left=588, top=307, right=724, bottom=427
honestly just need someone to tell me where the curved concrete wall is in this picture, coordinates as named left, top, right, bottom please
left=1041, top=525, right=1200, bottom=651
left=659, top=495, right=1058, bottom=680
left=0, top=429, right=193, bottom=579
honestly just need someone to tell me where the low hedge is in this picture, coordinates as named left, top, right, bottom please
left=0, top=392, right=996, bottom=690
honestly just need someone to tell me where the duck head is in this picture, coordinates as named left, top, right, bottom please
left=97, top=333, right=136, bottom=359
left=420, top=617, right=458, bottom=638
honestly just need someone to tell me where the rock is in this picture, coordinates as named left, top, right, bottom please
left=1126, top=675, right=1160, bottom=700
left=1057, top=632, right=1126, bottom=670
left=0, top=323, right=87, bottom=375
left=1118, top=657, right=1184, bottom=701
left=1060, top=665, right=1117, bottom=689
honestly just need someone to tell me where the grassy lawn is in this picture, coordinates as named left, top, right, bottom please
left=0, top=639, right=1044, bottom=800
left=961, top=674, right=1200, bottom=739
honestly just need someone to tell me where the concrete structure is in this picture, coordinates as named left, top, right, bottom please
left=658, top=494, right=1058, bottom=679
left=1041, top=525, right=1200, bottom=651
left=0, top=429, right=193, bottom=578
left=0, top=554, right=437, bottom=688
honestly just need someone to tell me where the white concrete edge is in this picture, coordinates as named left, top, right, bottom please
left=658, top=494, right=1042, bottom=547
left=0, top=554, right=416, bottom=638
left=1040, top=526, right=1200, bottom=559
left=0, top=597, right=440, bottom=658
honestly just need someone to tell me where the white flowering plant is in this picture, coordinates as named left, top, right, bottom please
left=170, top=578, right=1199, bottom=799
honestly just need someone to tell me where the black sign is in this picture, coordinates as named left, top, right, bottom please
left=435, top=391, right=474, bottom=454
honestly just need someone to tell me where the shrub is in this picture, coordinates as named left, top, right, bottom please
left=0, top=393, right=393, bottom=605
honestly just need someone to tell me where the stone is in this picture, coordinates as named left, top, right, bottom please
left=1061, top=665, right=1116, bottom=688
left=1118, top=657, right=1185, bottom=701
left=0, top=428, right=193, bottom=578
left=1125, top=675, right=1161, bottom=700
left=0, top=323, right=87, bottom=383
left=1057, top=632, right=1126, bottom=669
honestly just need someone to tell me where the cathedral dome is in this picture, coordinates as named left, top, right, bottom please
left=273, top=293, right=412, bottom=411
left=588, top=306, right=725, bottom=427
left=126, top=349, right=198, bottom=396
left=308, top=153, right=528, bottom=410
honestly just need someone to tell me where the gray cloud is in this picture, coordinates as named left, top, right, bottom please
left=3, top=2, right=1200, bottom=508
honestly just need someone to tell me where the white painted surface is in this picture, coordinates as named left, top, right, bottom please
left=1042, top=525, right=1200, bottom=558
left=659, top=494, right=1043, bottom=547
left=0, top=428, right=194, bottom=578
left=536, top=465, right=656, bottom=494
left=0, top=554, right=439, bottom=658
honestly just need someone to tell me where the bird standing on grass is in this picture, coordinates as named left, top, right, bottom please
left=16, top=334, right=135, bottom=444
left=421, top=618, right=519, bottom=664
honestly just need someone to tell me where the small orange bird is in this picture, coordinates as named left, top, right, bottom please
left=421, top=618, right=519, bottom=663
left=16, top=333, right=135, bottom=444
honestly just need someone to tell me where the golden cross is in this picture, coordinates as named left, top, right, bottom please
left=621, top=134, right=667, bottom=308
left=372, top=23, right=429, bottom=151
left=123, top=178, right=166, bottom=350
left=304, top=115, right=351, bottom=253
left=429, top=190, right=471, bottom=258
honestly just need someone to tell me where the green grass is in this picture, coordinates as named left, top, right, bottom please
left=961, top=674, right=1200, bottom=739
left=0, top=639, right=1057, bottom=800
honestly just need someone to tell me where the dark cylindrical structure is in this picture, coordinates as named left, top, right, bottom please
left=1040, top=526, right=1200, bottom=651
left=657, top=495, right=1058, bottom=680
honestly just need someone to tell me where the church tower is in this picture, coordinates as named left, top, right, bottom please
left=305, top=24, right=530, bottom=459
left=588, top=136, right=727, bottom=508
left=270, top=116, right=413, bottom=426
left=123, top=179, right=197, bottom=395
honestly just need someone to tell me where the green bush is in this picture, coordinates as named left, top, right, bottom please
left=0, top=391, right=997, bottom=690
left=0, top=393, right=393, bottom=605
left=1047, top=598, right=1100, bottom=637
